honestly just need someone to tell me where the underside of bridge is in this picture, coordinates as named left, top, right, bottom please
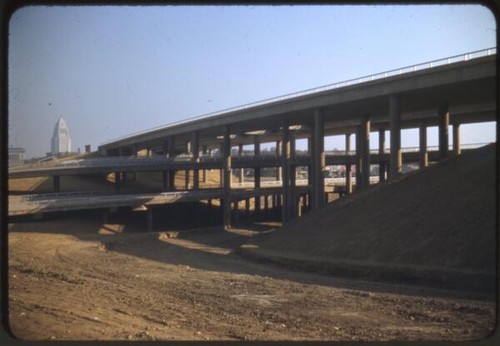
left=95, top=54, right=496, bottom=229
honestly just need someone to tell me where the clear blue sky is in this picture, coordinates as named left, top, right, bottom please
left=8, top=4, right=497, bottom=158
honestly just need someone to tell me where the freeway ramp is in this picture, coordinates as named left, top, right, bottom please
left=241, top=144, right=496, bottom=294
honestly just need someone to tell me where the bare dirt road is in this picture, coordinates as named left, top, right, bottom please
left=7, top=214, right=495, bottom=342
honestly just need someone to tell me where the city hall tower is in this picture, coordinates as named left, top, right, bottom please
left=51, top=117, right=71, bottom=155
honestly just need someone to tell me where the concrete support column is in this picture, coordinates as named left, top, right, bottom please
left=238, top=143, right=244, bottom=184
left=378, top=129, right=386, bottom=182
left=439, top=104, right=450, bottom=160
left=345, top=133, right=352, bottom=194
left=202, top=145, right=208, bottom=182
left=281, top=120, right=292, bottom=223
left=275, top=141, right=282, bottom=181
left=312, top=109, right=325, bottom=209
left=245, top=198, right=250, bottom=215
left=162, top=170, right=170, bottom=191
left=453, top=123, right=461, bottom=155
left=254, top=137, right=261, bottom=213
left=192, top=131, right=200, bottom=190
left=356, top=115, right=370, bottom=190
left=290, top=135, right=296, bottom=158
left=53, top=175, right=60, bottom=192
left=222, top=125, right=232, bottom=229
left=184, top=170, right=190, bottom=190
left=168, top=136, right=176, bottom=191
left=389, top=95, right=402, bottom=178
left=419, top=123, right=428, bottom=168
left=114, top=172, right=122, bottom=192
left=163, top=139, right=169, bottom=157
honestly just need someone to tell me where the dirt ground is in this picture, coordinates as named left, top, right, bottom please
left=7, top=213, right=496, bottom=341
left=6, top=156, right=497, bottom=342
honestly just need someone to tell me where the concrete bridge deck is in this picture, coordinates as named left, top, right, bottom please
left=9, top=48, right=497, bottom=228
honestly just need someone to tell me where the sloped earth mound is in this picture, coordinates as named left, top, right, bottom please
left=241, top=144, right=497, bottom=294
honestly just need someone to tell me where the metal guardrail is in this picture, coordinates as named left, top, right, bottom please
left=99, top=47, right=496, bottom=146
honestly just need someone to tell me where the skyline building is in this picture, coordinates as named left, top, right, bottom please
left=51, top=117, right=71, bottom=155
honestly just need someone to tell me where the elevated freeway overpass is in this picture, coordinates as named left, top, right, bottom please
left=9, top=48, right=497, bottom=229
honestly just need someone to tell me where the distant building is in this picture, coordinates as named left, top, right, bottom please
left=51, top=117, right=71, bottom=155
left=8, top=147, right=25, bottom=164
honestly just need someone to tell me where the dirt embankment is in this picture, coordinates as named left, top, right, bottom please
left=243, top=144, right=497, bottom=293
left=8, top=220, right=496, bottom=341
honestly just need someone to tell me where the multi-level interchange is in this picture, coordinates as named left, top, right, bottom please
left=9, top=48, right=497, bottom=230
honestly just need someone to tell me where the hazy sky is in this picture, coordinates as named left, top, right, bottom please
left=8, top=4, right=497, bottom=158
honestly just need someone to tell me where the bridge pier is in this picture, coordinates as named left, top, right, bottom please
left=453, top=123, right=461, bottom=155
left=389, top=94, right=402, bottom=178
left=162, top=170, right=170, bottom=191
left=356, top=114, right=370, bottom=190
left=419, top=123, right=428, bottom=168
left=202, top=145, right=208, bottom=183
left=222, top=125, right=232, bottom=229
left=168, top=135, right=176, bottom=191
left=254, top=137, right=261, bottom=213
left=114, top=171, right=122, bottom=192
left=53, top=175, right=60, bottom=192
left=184, top=170, right=190, bottom=190
left=192, top=130, right=200, bottom=190
left=439, top=104, right=450, bottom=160
left=281, top=119, right=292, bottom=223
left=378, top=128, right=386, bottom=182
left=345, top=133, right=352, bottom=194
left=312, top=109, right=325, bottom=209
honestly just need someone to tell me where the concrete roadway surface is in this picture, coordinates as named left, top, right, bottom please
left=7, top=217, right=495, bottom=341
